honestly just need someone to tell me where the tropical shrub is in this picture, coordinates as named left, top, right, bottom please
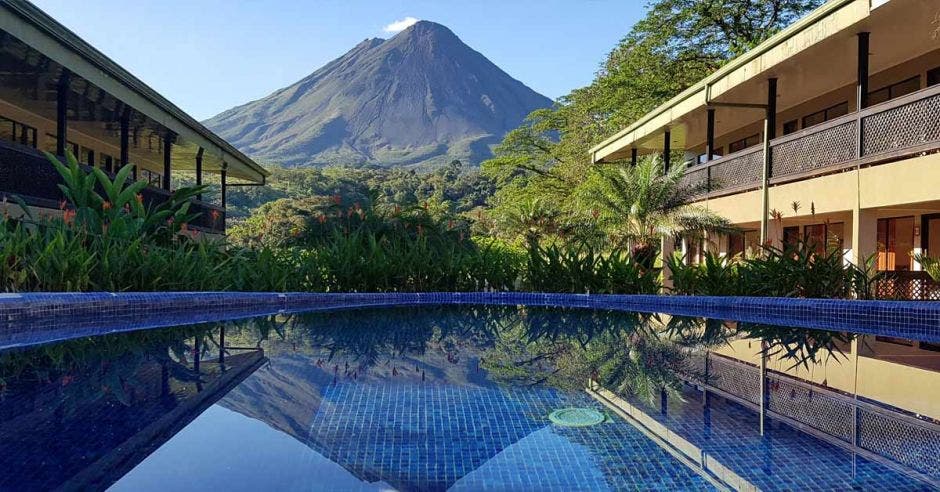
left=667, top=243, right=881, bottom=299
left=523, top=240, right=659, bottom=294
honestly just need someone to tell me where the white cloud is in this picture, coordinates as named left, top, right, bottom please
left=383, top=16, right=419, bottom=33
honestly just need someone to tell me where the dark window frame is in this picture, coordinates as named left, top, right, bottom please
left=802, top=101, right=849, bottom=129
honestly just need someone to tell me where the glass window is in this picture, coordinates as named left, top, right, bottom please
left=728, top=134, right=760, bottom=154
left=782, top=120, right=798, bottom=135
left=802, top=101, right=849, bottom=129
left=804, top=224, right=827, bottom=255
left=928, top=67, right=940, bottom=87
left=783, top=226, right=801, bottom=248
left=877, top=216, right=915, bottom=271
left=869, top=76, right=921, bottom=106
left=0, top=116, right=37, bottom=148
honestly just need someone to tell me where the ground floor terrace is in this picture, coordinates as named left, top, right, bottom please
left=0, top=0, right=268, bottom=234
left=673, top=149, right=940, bottom=300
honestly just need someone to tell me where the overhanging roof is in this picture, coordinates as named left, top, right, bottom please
left=590, top=0, right=872, bottom=163
left=0, top=0, right=268, bottom=182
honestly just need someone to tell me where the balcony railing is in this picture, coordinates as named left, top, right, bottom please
left=874, top=270, right=940, bottom=301
left=683, top=351, right=940, bottom=485
left=0, top=139, right=225, bottom=234
left=683, top=83, right=940, bottom=200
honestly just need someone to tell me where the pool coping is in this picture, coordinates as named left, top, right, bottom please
left=1, top=291, right=939, bottom=350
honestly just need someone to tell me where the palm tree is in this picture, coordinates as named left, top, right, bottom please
left=584, top=156, right=731, bottom=251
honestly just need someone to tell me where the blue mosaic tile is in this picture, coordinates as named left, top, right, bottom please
left=2, top=291, right=940, bottom=349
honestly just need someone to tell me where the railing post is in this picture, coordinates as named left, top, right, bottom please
left=760, top=340, right=768, bottom=437
left=55, top=69, right=70, bottom=158
left=663, top=131, right=671, bottom=174
left=195, top=147, right=204, bottom=201
left=760, top=79, right=777, bottom=245
left=162, top=133, right=173, bottom=191
left=631, top=147, right=638, bottom=167
left=221, top=161, right=228, bottom=209
left=120, top=107, right=132, bottom=179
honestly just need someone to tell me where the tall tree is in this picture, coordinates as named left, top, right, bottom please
left=482, top=0, right=824, bottom=243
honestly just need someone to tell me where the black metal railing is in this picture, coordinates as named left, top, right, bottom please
left=683, top=83, right=940, bottom=201
left=0, top=139, right=225, bottom=234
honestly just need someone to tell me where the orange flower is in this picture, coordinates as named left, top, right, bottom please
left=62, top=209, right=76, bottom=225
left=318, top=214, right=327, bottom=224
left=210, top=209, right=221, bottom=222
left=102, top=201, right=112, bottom=211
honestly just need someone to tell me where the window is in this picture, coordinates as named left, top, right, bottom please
left=141, top=169, right=162, bottom=187
left=877, top=216, right=915, bottom=271
left=728, top=134, right=760, bottom=154
left=696, top=147, right=722, bottom=164
left=0, top=116, right=37, bottom=148
left=928, top=67, right=940, bottom=87
left=802, top=102, right=849, bottom=129
left=79, top=146, right=95, bottom=166
left=803, top=222, right=844, bottom=255
left=782, top=120, right=798, bottom=135
left=728, top=230, right=760, bottom=257
left=868, top=76, right=921, bottom=106
left=101, top=153, right=114, bottom=172
left=783, top=226, right=801, bottom=247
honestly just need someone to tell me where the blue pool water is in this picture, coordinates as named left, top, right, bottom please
left=0, top=305, right=936, bottom=491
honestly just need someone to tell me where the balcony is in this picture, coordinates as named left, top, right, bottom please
left=682, top=83, right=940, bottom=201
left=0, top=139, right=226, bottom=234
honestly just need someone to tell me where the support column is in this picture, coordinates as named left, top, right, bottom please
left=195, top=147, right=204, bottom=201
left=631, top=147, right=638, bottom=167
left=706, top=109, right=716, bottom=162
left=162, top=133, right=173, bottom=191
left=760, top=78, right=778, bottom=245
left=857, top=33, right=870, bottom=112
left=220, top=162, right=228, bottom=209
left=218, top=325, right=226, bottom=366
left=56, top=69, right=70, bottom=157
left=760, top=340, right=768, bottom=436
left=120, top=108, right=131, bottom=178
left=852, top=207, right=877, bottom=265
left=660, top=235, right=676, bottom=292
left=663, top=131, right=671, bottom=173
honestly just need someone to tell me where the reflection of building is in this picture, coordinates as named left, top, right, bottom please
left=0, top=342, right=264, bottom=490
left=0, top=1, right=268, bottom=234
left=591, top=0, right=940, bottom=298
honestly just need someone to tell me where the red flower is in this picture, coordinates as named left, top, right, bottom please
left=58, top=200, right=67, bottom=210
left=318, top=214, right=327, bottom=224
left=331, top=194, right=342, bottom=205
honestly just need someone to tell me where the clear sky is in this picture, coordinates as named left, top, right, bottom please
left=30, top=0, right=645, bottom=121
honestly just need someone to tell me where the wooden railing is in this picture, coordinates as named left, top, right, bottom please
left=682, top=83, right=940, bottom=200
left=874, top=270, right=940, bottom=301
left=0, top=139, right=225, bottom=234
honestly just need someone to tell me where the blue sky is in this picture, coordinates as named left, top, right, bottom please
left=31, top=0, right=645, bottom=121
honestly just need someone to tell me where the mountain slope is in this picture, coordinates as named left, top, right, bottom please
left=204, top=21, right=552, bottom=168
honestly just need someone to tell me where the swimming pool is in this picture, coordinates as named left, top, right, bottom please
left=0, top=302, right=937, bottom=491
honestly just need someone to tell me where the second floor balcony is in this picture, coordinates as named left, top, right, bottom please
left=681, top=82, right=940, bottom=201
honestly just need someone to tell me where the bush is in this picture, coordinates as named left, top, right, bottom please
left=523, top=240, right=659, bottom=294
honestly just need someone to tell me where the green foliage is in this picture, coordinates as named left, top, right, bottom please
left=668, top=243, right=883, bottom=299
left=0, top=152, right=295, bottom=293
left=481, top=0, right=823, bottom=246
left=523, top=240, right=659, bottom=294
left=581, top=157, right=731, bottom=248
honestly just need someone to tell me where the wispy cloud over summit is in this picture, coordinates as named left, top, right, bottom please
left=383, top=17, right=419, bottom=33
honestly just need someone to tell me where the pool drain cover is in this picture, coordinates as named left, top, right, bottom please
left=549, top=408, right=606, bottom=427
